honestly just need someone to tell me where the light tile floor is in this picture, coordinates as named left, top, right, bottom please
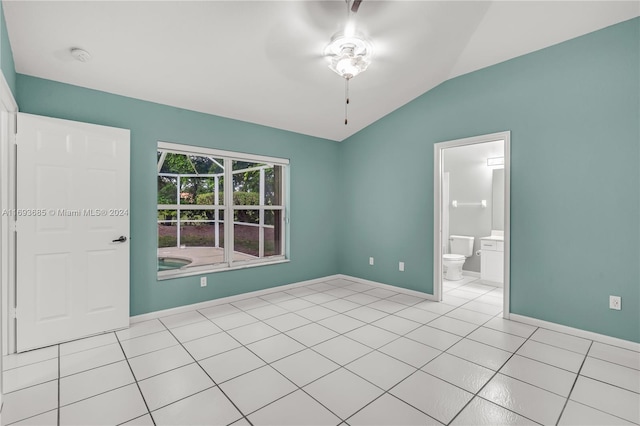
left=3, top=276, right=639, bottom=425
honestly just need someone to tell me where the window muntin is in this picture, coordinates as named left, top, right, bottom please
left=157, top=144, right=288, bottom=277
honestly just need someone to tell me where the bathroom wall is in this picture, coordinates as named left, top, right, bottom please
left=492, top=169, right=505, bottom=231
left=443, top=141, right=504, bottom=272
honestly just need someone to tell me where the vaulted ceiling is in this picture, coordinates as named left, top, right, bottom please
left=4, top=1, right=639, bottom=141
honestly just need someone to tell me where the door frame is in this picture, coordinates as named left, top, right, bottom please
left=433, top=131, right=511, bottom=318
left=0, top=72, right=18, bottom=410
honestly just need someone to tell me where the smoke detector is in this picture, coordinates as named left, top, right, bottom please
left=70, top=48, right=92, bottom=63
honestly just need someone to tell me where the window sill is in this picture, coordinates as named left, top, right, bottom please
left=157, top=258, right=289, bottom=281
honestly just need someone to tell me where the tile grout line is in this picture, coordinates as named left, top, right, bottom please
left=341, top=390, right=414, bottom=424
left=470, top=395, right=543, bottom=425
left=2, top=352, right=59, bottom=372
left=217, top=313, right=348, bottom=423
left=160, top=319, right=256, bottom=426
left=57, top=344, right=60, bottom=426
left=561, top=400, right=639, bottom=424
left=202, top=303, right=354, bottom=423
left=3, top=360, right=60, bottom=425
left=43, top=349, right=158, bottom=418
left=527, top=336, right=593, bottom=356
left=585, top=354, right=640, bottom=372
left=512, top=351, right=584, bottom=376
left=3, top=339, right=138, bottom=399
left=342, top=347, right=458, bottom=424
left=299, top=281, right=487, bottom=423
left=445, top=324, right=538, bottom=426
left=56, top=340, right=130, bottom=380
left=345, top=347, right=455, bottom=424
left=235, top=321, right=387, bottom=423
left=576, top=372, right=640, bottom=394
left=115, top=332, right=157, bottom=426
left=555, top=340, right=593, bottom=426
left=59, top=336, right=119, bottom=358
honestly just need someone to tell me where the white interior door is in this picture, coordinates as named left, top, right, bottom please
left=16, top=113, right=130, bottom=352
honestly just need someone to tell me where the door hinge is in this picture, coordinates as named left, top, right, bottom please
left=12, top=307, right=17, bottom=319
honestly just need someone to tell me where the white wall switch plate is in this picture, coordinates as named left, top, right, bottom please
left=399, top=261, right=405, bottom=272
left=200, top=277, right=207, bottom=287
left=369, top=257, right=374, bottom=266
left=609, top=295, right=621, bottom=310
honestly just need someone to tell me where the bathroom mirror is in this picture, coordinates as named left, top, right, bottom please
left=492, top=169, right=505, bottom=230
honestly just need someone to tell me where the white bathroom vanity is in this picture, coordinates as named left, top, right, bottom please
left=480, top=233, right=504, bottom=286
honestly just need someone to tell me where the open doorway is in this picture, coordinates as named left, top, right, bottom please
left=433, top=131, right=511, bottom=317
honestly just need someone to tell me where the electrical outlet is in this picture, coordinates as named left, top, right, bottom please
left=369, top=257, right=374, bottom=266
left=200, top=277, right=207, bottom=287
left=399, top=261, right=405, bottom=272
left=609, top=295, right=621, bottom=310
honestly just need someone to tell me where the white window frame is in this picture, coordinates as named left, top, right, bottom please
left=157, top=142, right=290, bottom=280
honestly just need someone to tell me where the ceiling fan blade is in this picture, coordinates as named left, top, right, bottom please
left=351, top=0, right=363, bottom=13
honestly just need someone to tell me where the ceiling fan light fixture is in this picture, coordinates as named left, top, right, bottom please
left=324, top=35, right=372, bottom=79
left=323, top=2, right=373, bottom=125
left=331, top=48, right=370, bottom=79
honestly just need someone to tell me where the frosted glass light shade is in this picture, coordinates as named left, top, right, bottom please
left=325, top=35, right=372, bottom=79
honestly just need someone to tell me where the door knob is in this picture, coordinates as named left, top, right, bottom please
left=112, top=236, right=127, bottom=243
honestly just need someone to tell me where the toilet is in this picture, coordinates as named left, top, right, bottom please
left=443, top=235, right=474, bottom=281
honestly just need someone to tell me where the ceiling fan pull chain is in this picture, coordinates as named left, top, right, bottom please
left=345, top=78, right=350, bottom=125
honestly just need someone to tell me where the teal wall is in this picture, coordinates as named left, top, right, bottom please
left=0, top=1, right=16, bottom=95
left=17, top=76, right=340, bottom=316
left=338, top=18, right=640, bottom=342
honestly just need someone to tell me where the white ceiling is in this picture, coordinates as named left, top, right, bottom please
left=4, top=1, right=639, bottom=142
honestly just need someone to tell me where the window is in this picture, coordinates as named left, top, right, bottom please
left=157, top=142, right=288, bottom=278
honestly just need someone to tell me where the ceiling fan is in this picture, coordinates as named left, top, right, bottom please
left=322, top=0, right=373, bottom=125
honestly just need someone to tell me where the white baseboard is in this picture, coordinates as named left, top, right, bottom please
left=478, top=279, right=503, bottom=288
left=130, top=274, right=639, bottom=352
left=130, top=275, right=341, bottom=323
left=462, top=271, right=480, bottom=278
left=509, top=313, right=640, bottom=352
